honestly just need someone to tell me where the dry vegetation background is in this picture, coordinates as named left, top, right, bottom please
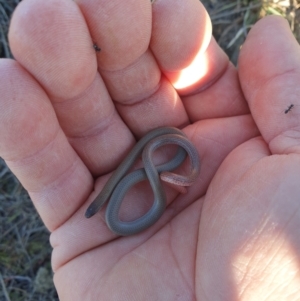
left=0, top=0, right=299, bottom=300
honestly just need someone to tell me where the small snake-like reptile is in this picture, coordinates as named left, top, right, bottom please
left=85, top=127, right=200, bottom=236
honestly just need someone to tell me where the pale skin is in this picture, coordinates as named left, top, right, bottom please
left=0, top=0, right=300, bottom=300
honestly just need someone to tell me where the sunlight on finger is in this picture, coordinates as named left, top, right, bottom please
left=172, top=49, right=209, bottom=90
left=160, top=10, right=212, bottom=92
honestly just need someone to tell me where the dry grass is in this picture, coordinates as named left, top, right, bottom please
left=1, top=1, right=60, bottom=299
left=0, top=0, right=299, bottom=300
left=202, top=0, right=300, bottom=64
left=0, top=0, right=19, bottom=58
left=0, top=158, right=56, bottom=301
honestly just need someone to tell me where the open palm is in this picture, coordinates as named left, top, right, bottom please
left=1, top=0, right=300, bottom=300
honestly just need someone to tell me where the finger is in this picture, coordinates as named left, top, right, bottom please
left=239, top=16, right=300, bottom=155
left=0, top=59, right=93, bottom=231
left=150, top=0, right=250, bottom=120
left=51, top=115, right=259, bottom=271
left=76, top=0, right=189, bottom=136
left=77, top=0, right=248, bottom=135
left=9, top=0, right=135, bottom=175
left=9, top=0, right=95, bottom=100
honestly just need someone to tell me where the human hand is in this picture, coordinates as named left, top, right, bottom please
left=1, top=0, right=299, bottom=300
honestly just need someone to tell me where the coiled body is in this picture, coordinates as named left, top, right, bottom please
left=85, top=127, right=200, bottom=236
